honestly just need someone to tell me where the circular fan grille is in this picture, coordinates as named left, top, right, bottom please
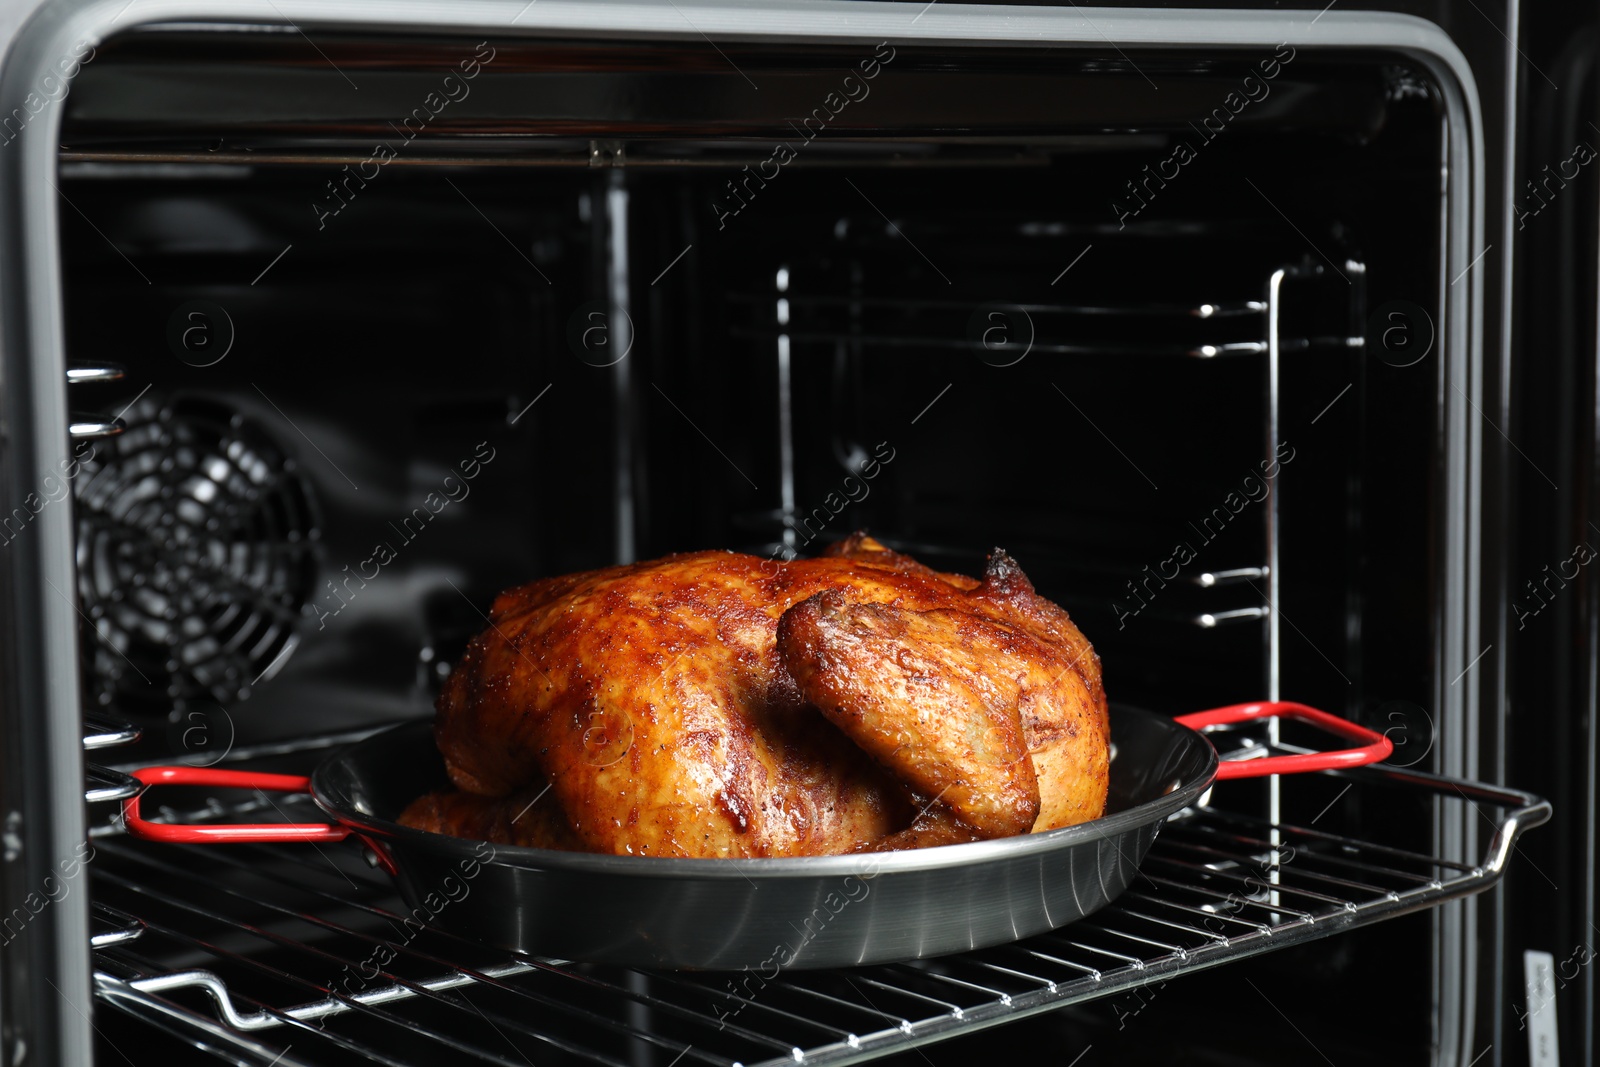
left=74, top=395, right=320, bottom=716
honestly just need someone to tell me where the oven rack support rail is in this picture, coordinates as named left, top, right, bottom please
left=83, top=712, right=141, bottom=803
left=735, top=258, right=1361, bottom=640
left=73, top=361, right=143, bottom=802
left=86, top=759, right=1546, bottom=1067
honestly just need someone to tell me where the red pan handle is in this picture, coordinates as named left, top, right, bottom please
left=122, top=766, right=351, bottom=843
left=1174, top=701, right=1393, bottom=780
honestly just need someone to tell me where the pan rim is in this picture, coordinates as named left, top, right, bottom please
left=311, top=706, right=1219, bottom=878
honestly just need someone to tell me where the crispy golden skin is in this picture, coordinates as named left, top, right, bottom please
left=777, top=591, right=1042, bottom=838
left=416, top=535, right=1108, bottom=856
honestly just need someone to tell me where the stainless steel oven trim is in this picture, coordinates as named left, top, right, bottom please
left=0, top=2, right=1486, bottom=1063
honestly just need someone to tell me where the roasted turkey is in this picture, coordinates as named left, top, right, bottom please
left=400, top=535, right=1109, bottom=856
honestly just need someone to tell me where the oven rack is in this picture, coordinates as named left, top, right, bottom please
left=88, top=758, right=1546, bottom=1067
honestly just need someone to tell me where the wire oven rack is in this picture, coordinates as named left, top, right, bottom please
left=87, top=749, right=1546, bottom=1067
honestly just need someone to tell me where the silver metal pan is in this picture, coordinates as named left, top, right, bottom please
left=122, top=702, right=1391, bottom=970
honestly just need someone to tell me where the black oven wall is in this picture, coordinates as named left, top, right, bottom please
left=55, top=31, right=1460, bottom=1067
left=58, top=168, right=600, bottom=740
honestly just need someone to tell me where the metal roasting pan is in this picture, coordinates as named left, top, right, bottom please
left=123, top=702, right=1394, bottom=970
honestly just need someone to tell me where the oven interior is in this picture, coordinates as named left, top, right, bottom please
left=47, top=27, right=1515, bottom=1066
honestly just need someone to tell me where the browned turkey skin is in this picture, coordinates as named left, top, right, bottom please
left=400, top=535, right=1109, bottom=857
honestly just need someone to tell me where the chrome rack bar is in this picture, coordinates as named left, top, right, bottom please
left=727, top=291, right=1270, bottom=319
left=84, top=762, right=140, bottom=804
left=124, top=961, right=537, bottom=1031
left=68, top=414, right=124, bottom=440
left=90, top=904, right=145, bottom=950
left=83, top=714, right=140, bottom=750
left=65, top=362, right=125, bottom=385
left=728, top=326, right=1274, bottom=360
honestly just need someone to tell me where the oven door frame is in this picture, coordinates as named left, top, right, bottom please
left=0, top=3, right=1486, bottom=1064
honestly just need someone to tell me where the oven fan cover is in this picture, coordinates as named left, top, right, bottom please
left=73, top=395, right=320, bottom=717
